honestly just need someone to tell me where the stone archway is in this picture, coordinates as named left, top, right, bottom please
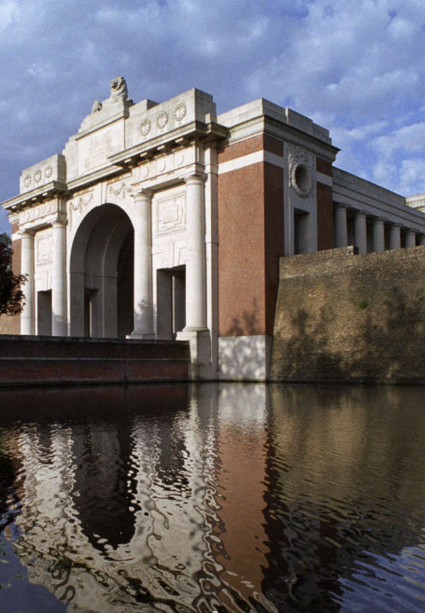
left=69, top=204, right=134, bottom=338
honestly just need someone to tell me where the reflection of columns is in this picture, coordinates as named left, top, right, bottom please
left=406, top=229, right=416, bottom=248
left=334, top=204, right=348, bottom=248
left=21, top=230, right=35, bottom=335
left=354, top=211, right=367, bottom=254
left=52, top=221, right=67, bottom=336
left=132, top=189, right=154, bottom=337
left=185, top=174, right=206, bottom=330
left=389, top=224, right=401, bottom=250
left=373, top=218, right=385, bottom=252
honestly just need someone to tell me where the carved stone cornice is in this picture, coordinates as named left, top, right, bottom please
left=109, top=121, right=228, bottom=169
left=2, top=181, right=67, bottom=212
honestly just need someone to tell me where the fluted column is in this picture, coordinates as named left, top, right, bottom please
left=406, top=229, right=416, bottom=248
left=131, top=189, right=154, bottom=337
left=389, top=224, right=401, bottom=250
left=354, top=211, right=367, bottom=254
left=20, top=230, right=35, bottom=335
left=334, top=204, right=348, bottom=248
left=373, top=218, right=385, bottom=252
left=52, top=221, right=67, bottom=336
left=185, top=174, right=206, bottom=330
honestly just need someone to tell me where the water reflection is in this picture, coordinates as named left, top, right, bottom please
left=0, top=384, right=425, bottom=612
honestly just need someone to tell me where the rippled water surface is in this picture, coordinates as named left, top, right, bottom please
left=1, top=383, right=425, bottom=613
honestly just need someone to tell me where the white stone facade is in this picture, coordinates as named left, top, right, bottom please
left=3, top=78, right=425, bottom=380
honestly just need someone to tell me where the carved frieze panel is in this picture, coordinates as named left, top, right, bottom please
left=36, top=233, right=53, bottom=265
left=155, top=193, right=186, bottom=237
left=138, top=102, right=188, bottom=142
left=137, top=147, right=195, bottom=185
left=20, top=154, right=66, bottom=195
left=67, top=191, right=94, bottom=230
left=108, top=180, right=131, bottom=200
left=19, top=201, right=55, bottom=226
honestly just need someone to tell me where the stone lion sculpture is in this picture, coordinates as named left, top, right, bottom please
left=110, top=76, right=129, bottom=101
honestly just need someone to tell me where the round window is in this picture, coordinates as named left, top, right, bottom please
left=292, top=163, right=312, bottom=198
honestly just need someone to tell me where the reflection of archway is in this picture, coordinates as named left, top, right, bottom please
left=70, top=204, right=134, bottom=338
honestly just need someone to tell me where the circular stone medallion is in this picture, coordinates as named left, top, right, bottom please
left=157, top=112, right=169, bottom=130
left=140, top=119, right=151, bottom=137
left=174, top=102, right=187, bottom=122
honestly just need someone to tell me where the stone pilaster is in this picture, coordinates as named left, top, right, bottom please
left=131, top=189, right=154, bottom=338
left=373, top=218, right=385, bottom=252
left=354, top=211, right=367, bottom=254
left=52, top=221, right=67, bottom=336
left=20, top=230, right=35, bottom=335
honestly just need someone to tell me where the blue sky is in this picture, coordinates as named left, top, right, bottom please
left=2, top=0, right=425, bottom=232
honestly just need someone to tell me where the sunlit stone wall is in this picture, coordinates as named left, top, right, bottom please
left=271, top=245, right=425, bottom=382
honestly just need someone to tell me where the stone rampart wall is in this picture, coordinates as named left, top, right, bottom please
left=271, top=246, right=425, bottom=383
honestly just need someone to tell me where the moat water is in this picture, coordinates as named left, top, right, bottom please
left=0, top=383, right=425, bottom=613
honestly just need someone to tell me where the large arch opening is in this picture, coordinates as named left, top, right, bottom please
left=70, top=204, right=134, bottom=338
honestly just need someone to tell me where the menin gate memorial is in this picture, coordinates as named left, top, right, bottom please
left=2, top=77, right=425, bottom=380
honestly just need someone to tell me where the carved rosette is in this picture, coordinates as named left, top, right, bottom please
left=140, top=119, right=151, bottom=137
left=19, top=201, right=54, bottom=226
left=156, top=112, right=169, bottom=130
left=174, top=102, right=187, bottom=122
left=21, top=160, right=62, bottom=194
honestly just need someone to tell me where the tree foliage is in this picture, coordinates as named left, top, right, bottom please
left=0, top=233, right=27, bottom=317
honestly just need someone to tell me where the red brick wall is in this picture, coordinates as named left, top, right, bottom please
left=218, top=136, right=284, bottom=337
left=217, top=135, right=283, bottom=163
left=317, top=182, right=334, bottom=251
left=218, top=163, right=266, bottom=337
left=316, top=157, right=333, bottom=177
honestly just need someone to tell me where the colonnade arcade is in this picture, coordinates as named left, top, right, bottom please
left=19, top=173, right=208, bottom=340
left=334, top=204, right=425, bottom=253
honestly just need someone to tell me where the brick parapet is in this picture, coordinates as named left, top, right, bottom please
left=0, top=337, right=190, bottom=386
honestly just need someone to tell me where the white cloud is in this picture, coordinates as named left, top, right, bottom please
left=1, top=0, right=425, bottom=225
left=400, top=158, right=425, bottom=194
left=373, top=123, right=425, bottom=158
